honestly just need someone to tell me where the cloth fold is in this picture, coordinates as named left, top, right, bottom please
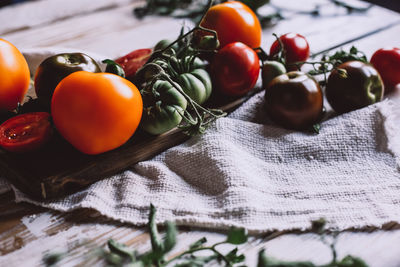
left=2, top=49, right=400, bottom=233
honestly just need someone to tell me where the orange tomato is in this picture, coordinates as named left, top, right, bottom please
left=0, top=39, right=30, bottom=112
left=200, top=1, right=262, bottom=49
left=51, top=71, right=143, bottom=155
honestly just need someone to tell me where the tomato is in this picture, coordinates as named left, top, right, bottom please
left=269, top=33, right=310, bottom=65
left=0, top=112, right=52, bottom=153
left=326, top=61, right=383, bottom=114
left=0, top=39, right=30, bottom=112
left=370, top=47, right=400, bottom=93
left=141, top=80, right=187, bottom=135
left=51, top=71, right=143, bottom=155
left=265, top=71, right=323, bottom=130
left=200, top=1, right=262, bottom=49
left=261, top=60, right=286, bottom=89
left=34, top=53, right=101, bottom=107
left=115, top=48, right=152, bottom=81
left=145, top=54, right=212, bottom=105
left=211, top=42, right=260, bottom=97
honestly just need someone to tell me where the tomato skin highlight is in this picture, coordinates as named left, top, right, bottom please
left=270, top=33, right=310, bottom=65
left=200, top=1, right=262, bottom=49
left=0, top=39, right=30, bottom=112
left=211, top=42, right=260, bottom=97
left=370, top=47, right=400, bottom=93
left=0, top=112, right=52, bottom=153
left=51, top=71, right=143, bottom=155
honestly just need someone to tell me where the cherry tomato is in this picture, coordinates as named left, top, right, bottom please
left=115, top=48, right=152, bottom=81
left=34, top=53, right=101, bottom=107
left=370, top=47, right=400, bottom=93
left=211, top=42, right=260, bottom=97
left=0, top=112, right=52, bottom=153
left=326, top=61, right=383, bottom=114
left=270, top=33, right=310, bottom=65
left=0, top=39, right=30, bottom=112
left=261, top=60, right=286, bottom=89
left=265, top=71, right=323, bottom=130
left=200, top=1, right=262, bottom=49
left=51, top=71, right=143, bottom=155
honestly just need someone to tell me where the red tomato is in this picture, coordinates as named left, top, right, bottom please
left=270, top=33, right=310, bottom=65
left=115, top=48, right=152, bottom=80
left=211, top=42, right=260, bottom=96
left=200, top=1, right=262, bottom=49
left=0, top=39, right=31, bottom=112
left=51, top=71, right=143, bottom=155
left=370, top=47, right=400, bottom=93
left=0, top=112, right=52, bottom=153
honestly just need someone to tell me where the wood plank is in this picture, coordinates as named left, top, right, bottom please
left=261, top=3, right=400, bottom=55
left=2, top=0, right=399, bottom=59
left=0, top=0, right=138, bottom=35
left=1, top=2, right=400, bottom=266
left=1, top=2, right=189, bottom=59
left=1, top=203, right=400, bottom=266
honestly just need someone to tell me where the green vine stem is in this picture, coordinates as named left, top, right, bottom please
left=140, top=62, right=226, bottom=135
left=164, top=241, right=232, bottom=266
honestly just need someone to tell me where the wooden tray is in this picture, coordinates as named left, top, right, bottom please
left=0, top=94, right=251, bottom=200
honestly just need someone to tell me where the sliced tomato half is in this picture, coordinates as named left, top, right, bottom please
left=0, top=112, right=52, bottom=153
left=115, top=48, right=152, bottom=80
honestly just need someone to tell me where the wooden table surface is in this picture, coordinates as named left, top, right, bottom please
left=1, top=0, right=400, bottom=266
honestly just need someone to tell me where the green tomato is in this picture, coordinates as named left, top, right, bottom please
left=141, top=80, right=187, bottom=135
left=150, top=56, right=212, bottom=105
left=262, top=60, right=286, bottom=89
left=178, top=68, right=212, bottom=105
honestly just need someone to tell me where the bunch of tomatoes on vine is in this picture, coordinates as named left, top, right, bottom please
left=0, top=0, right=399, bottom=155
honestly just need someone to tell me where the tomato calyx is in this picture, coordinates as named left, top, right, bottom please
left=0, top=112, right=53, bottom=153
left=102, top=59, right=126, bottom=78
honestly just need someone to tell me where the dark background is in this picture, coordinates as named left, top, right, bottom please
left=365, top=0, right=400, bottom=12
left=0, top=0, right=399, bottom=12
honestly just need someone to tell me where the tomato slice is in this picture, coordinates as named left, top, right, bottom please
left=115, top=48, right=152, bottom=80
left=0, top=112, right=52, bottom=153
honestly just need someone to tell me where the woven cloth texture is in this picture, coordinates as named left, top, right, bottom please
left=2, top=50, right=400, bottom=233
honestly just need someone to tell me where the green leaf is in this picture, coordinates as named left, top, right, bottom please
left=258, top=249, right=269, bottom=267
left=189, top=237, right=207, bottom=249
left=349, top=46, right=358, bottom=55
left=102, top=59, right=126, bottom=78
left=312, top=124, right=321, bottom=134
left=310, top=218, right=326, bottom=233
left=226, top=228, right=248, bottom=245
left=163, top=221, right=177, bottom=252
left=337, top=255, right=369, bottom=267
left=257, top=249, right=316, bottom=267
left=175, top=255, right=218, bottom=267
left=149, top=204, right=164, bottom=253
left=225, top=248, right=246, bottom=264
left=43, top=252, right=65, bottom=267
left=104, top=252, right=125, bottom=266
left=107, top=239, right=136, bottom=262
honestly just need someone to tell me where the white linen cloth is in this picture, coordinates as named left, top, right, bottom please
left=1, top=49, right=399, bottom=233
